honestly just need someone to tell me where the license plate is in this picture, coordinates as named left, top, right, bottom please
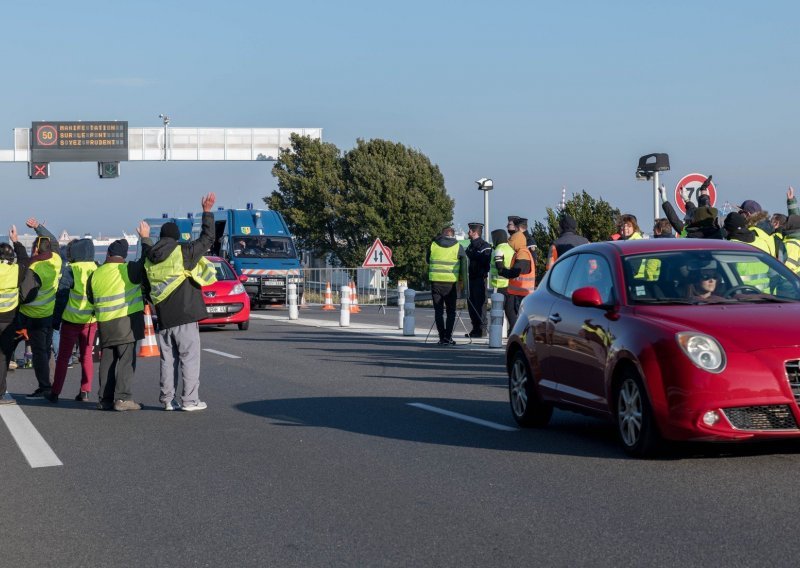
left=207, top=305, right=226, bottom=314
left=264, top=279, right=282, bottom=286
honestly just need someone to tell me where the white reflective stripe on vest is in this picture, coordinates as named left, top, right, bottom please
left=25, top=294, right=56, bottom=307
left=94, top=285, right=142, bottom=313
left=150, top=275, right=183, bottom=299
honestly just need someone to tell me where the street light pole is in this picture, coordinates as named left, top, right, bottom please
left=158, top=113, right=170, bottom=161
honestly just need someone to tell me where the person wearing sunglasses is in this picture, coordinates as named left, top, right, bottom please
left=687, top=268, right=724, bottom=302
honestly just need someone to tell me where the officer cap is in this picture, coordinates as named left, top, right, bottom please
left=507, top=216, right=521, bottom=224
left=516, top=218, right=528, bottom=226
left=468, top=222, right=484, bottom=232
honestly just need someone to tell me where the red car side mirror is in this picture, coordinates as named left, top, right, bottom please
left=239, top=275, right=248, bottom=283
left=572, top=286, right=604, bottom=307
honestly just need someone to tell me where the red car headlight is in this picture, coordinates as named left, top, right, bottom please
left=231, top=283, right=245, bottom=295
left=675, top=332, right=727, bottom=374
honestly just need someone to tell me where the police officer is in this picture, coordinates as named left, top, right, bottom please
left=0, top=226, right=38, bottom=404
left=464, top=222, right=491, bottom=338
left=427, top=226, right=467, bottom=346
left=87, top=233, right=149, bottom=411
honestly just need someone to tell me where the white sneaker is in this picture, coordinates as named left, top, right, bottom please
left=181, top=401, right=207, bottom=412
left=163, top=400, right=181, bottom=411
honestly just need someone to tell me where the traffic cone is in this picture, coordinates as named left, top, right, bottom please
left=322, top=281, right=335, bottom=310
left=138, top=304, right=160, bottom=357
left=349, top=281, right=361, bottom=313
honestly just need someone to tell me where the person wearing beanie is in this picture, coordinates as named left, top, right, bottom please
left=86, top=231, right=149, bottom=411
left=427, top=226, right=468, bottom=346
left=724, top=212, right=771, bottom=292
left=0, top=225, right=38, bottom=404
left=547, top=213, right=589, bottom=269
left=17, top=218, right=63, bottom=400
left=490, top=229, right=514, bottom=326
left=37, top=232, right=99, bottom=404
left=464, top=222, right=491, bottom=338
left=684, top=206, right=724, bottom=240
left=144, top=193, right=217, bottom=410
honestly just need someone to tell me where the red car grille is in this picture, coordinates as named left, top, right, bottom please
left=722, top=406, right=798, bottom=431
left=786, top=360, right=800, bottom=404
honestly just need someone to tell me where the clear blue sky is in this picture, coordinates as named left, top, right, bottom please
left=1, top=0, right=797, bottom=237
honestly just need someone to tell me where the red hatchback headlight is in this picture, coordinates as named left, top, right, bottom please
left=675, top=332, right=727, bottom=374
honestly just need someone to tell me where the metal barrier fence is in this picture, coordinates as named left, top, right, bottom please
left=300, top=267, right=389, bottom=307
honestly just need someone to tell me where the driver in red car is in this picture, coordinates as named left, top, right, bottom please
left=686, top=262, right=725, bottom=302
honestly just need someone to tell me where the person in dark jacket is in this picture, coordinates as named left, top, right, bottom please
left=0, top=226, right=39, bottom=404
left=87, top=232, right=149, bottom=411
left=684, top=206, right=724, bottom=239
left=547, top=213, right=589, bottom=268
left=144, top=193, right=216, bottom=411
left=464, top=222, right=491, bottom=338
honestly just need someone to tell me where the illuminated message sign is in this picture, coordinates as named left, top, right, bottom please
left=30, top=121, right=128, bottom=162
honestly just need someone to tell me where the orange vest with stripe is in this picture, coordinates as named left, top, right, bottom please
left=508, top=248, right=536, bottom=296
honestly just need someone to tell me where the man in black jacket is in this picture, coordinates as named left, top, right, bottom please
left=144, top=193, right=216, bottom=411
left=547, top=213, right=589, bottom=269
left=464, top=222, right=491, bottom=338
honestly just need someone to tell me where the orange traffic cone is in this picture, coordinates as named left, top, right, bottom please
left=138, top=305, right=160, bottom=357
left=349, top=281, right=361, bottom=313
left=322, top=281, right=335, bottom=310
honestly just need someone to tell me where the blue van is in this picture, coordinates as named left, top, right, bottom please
left=194, top=203, right=302, bottom=306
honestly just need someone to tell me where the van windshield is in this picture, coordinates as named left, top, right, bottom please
left=232, top=236, right=296, bottom=259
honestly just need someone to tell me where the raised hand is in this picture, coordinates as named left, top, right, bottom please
left=201, top=192, right=217, bottom=212
left=788, top=186, right=795, bottom=201
left=137, top=220, right=150, bottom=238
left=25, top=217, right=40, bottom=229
left=9, top=225, right=17, bottom=242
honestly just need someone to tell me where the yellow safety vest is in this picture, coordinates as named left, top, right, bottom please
left=0, top=264, right=20, bottom=314
left=490, top=243, right=514, bottom=289
left=428, top=242, right=460, bottom=283
left=145, top=247, right=217, bottom=305
left=750, top=227, right=777, bottom=257
left=92, top=263, right=144, bottom=322
left=730, top=238, right=771, bottom=292
left=20, top=254, right=62, bottom=318
left=784, top=238, right=800, bottom=275
left=62, top=261, right=98, bottom=324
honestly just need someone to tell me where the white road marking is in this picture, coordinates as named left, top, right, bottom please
left=0, top=404, right=63, bottom=468
left=203, top=348, right=241, bottom=359
left=407, top=402, right=517, bottom=432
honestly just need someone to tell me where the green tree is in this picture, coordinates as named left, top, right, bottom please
left=268, top=135, right=454, bottom=288
left=343, top=139, right=453, bottom=287
left=531, top=190, right=620, bottom=279
left=268, top=134, right=347, bottom=262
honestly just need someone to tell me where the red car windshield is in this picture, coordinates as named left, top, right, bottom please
left=622, top=250, right=800, bottom=305
left=207, top=259, right=237, bottom=281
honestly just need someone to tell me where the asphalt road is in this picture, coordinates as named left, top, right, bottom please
left=2, top=307, right=799, bottom=567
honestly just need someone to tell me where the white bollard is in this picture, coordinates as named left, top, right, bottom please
left=339, top=286, right=351, bottom=327
left=402, top=289, right=416, bottom=336
left=489, top=292, right=504, bottom=348
left=287, top=283, right=299, bottom=320
left=397, top=283, right=407, bottom=329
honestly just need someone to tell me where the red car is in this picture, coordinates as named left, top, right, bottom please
left=200, top=256, right=251, bottom=330
left=507, top=239, right=800, bottom=457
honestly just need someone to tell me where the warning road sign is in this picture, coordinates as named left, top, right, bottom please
left=363, top=238, right=394, bottom=275
left=674, top=173, right=717, bottom=214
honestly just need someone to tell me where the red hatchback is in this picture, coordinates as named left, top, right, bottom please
left=507, top=239, right=800, bottom=457
left=200, top=256, right=251, bottom=330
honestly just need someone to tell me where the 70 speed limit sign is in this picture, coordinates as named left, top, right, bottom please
left=674, top=173, right=717, bottom=214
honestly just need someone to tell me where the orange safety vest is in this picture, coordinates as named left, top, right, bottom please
left=508, top=248, right=536, bottom=296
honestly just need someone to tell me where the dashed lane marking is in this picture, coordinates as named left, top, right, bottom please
left=203, top=348, right=241, bottom=359
left=407, top=402, right=518, bottom=432
left=0, top=403, right=63, bottom=468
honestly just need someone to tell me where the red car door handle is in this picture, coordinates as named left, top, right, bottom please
left=549, top=313, right=562, bottom=323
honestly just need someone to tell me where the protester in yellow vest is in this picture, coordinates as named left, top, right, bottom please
left=18, top=222, right=62, bottom=400
left=782, top=215, right=800, bottom=275
left=724, top=212, right=772, bottom=292
left=87, top=232, right=148, bottom=411
left=0, top=225, right=38, bottom=405
left=426, top=226, right=467, bottom=346
left=490, top=228, right=514, bottom=328
left=33, top=235, right=98, bottom=404
left=144, top=193, right=217, bottom=411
